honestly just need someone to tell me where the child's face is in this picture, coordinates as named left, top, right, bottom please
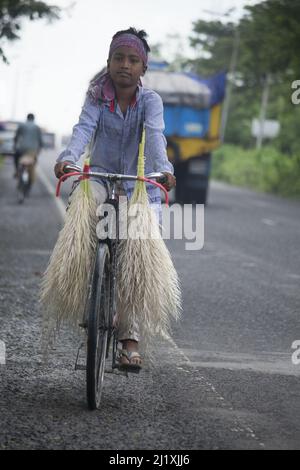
left=108, top=46, right=146, bottom=89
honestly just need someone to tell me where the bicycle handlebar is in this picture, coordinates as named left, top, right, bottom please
left=56, top=166, right=169, bottom=205
left=63, top=164, right=167, bottom=183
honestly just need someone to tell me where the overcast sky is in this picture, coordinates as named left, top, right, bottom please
left=0, top=0, right=258, bottom=135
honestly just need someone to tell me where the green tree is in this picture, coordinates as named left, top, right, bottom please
left=241, top=0, right=300, bottom=76
left=188, top=0, right=300, bottom=150
left=190, top=1, right=300, bottom=81
left=189, top=19, right=236, bottom=77
left=0, top=0, right=60, bottom=63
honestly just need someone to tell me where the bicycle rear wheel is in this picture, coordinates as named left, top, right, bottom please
left=86, top=243, right=111, bottom=410
left=17, top=167, right=31, bottom=204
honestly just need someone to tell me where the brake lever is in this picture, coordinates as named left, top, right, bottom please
left=64, top=164, right=82, bottom=174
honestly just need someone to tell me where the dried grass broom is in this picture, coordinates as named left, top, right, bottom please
left=40, top=158, right=98, bottom=354
left=117, top=128, right=182, bottom=351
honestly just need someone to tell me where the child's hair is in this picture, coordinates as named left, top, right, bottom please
left=112, top=27, right=151, bottom=54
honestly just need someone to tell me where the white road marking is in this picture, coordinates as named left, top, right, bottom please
left=261, top=218, right=277, bottom=226
left=38, top=166, right=66, bottom=221
left=161, top=333, right=264, bottom=447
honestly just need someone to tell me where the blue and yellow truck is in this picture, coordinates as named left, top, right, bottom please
left=144, top=62, right=226, bottom=204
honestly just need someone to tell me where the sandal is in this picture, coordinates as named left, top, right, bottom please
left=117, top=349, right=142, bottom=374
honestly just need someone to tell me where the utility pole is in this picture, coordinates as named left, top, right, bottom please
left=202, top=9, right=240, bottom=143
left=220, top=28, right=240, bottom=143
left=256, top=73, right=271, bottom=150
left=11, top=64, right=20, bottom=120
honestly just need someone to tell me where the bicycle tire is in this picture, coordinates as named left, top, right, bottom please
left=17, top=167, right=31, bottom=203
left=86, top=242, right=110, bottom=410
left=17, top=169, right=25, bottom=204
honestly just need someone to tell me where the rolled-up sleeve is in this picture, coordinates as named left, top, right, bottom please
left=144, top=91, right=174, bottom=174
left=57, top=95, right=101, bottom=163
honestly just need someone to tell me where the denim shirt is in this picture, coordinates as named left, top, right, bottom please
left=57, top=85, right=173, bottom=203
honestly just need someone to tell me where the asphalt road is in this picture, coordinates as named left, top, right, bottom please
left=0, top=150, right=299, bottom=450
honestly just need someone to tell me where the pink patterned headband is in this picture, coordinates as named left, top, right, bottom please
left=108, top=33, right=148, bottom=65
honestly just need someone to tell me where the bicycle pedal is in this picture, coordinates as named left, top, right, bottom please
left=75, top=364, right=86, bottom=371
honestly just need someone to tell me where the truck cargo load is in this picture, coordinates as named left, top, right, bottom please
left=143, top=62, right=226, bottom=204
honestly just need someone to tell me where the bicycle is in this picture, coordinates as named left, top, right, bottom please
left=17, top=153, right=36, bottom=204
left=56, top=164, right=168, bottom=410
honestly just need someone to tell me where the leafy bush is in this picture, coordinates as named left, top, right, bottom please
left=212, top=145, right=300, bottom=198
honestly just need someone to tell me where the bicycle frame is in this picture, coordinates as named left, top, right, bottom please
left=105, top=184, right=120, bottom=372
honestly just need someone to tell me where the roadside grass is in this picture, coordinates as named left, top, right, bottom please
left=212, top=145, right=300, bottom=198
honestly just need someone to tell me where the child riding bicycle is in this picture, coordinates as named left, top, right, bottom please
left=54, top=27, right=176, bottom=370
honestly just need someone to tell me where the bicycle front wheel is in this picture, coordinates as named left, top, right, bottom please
left=86, top=243, right=110, bottom=410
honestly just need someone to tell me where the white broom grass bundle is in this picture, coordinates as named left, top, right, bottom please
left=40, top=168, right=98, bottom=353
left=117, top=129, right=182, bottom=350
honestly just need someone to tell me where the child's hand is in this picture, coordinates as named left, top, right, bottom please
left=54, top=161, right=73, bottom=179
left=162, top=172, right=176, bottom=191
